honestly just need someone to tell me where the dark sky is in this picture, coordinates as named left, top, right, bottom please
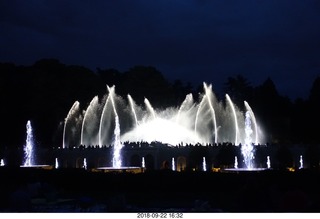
left=1, top=0, right=320, bottom=100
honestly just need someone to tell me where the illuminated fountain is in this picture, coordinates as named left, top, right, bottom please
left=299, top=155, right=303, bottom=169
left=21, top=120, right=52, bottom=169
left=23, top=120, right=34, bottom=167
left=234, top=156, right=238, bottom=169
left=242, top=111, right=255, bottom=169
left=267, top=156, right=271, bottom=169
left=142, top=157, right=145, bottom=168
left=83, top=158, right=87, bottom=170
left=63, top=82, right=264, bottom=171
left=0, top=159, right=4, bottom=166
left=202, top=157, right=207, bottom=171
left=172, top=157, right=175, bottom=171
left=55, top=158, right=59, bottom=169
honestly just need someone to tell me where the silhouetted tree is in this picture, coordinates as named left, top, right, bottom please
left=223, top=74, right=254, bottom=107
left=253, top=78, right=293, bottom=144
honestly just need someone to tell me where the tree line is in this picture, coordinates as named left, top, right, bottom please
left=0, top=58, right=319, bottom=149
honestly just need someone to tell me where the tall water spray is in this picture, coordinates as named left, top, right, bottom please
left=241, top=111, right=254, bottom=169
left=107, top=86, right=124, bottom=168
left=267, top=156, right=271, bottom=169
left=203, top=83, right=218, bottom=143
left=81, top=96, right=99, bottom=145
left=144, top=98, right=157, bottom=119
left=128, top=94, right=139, bottom=127
left=55, top=158, right=59, bottom=169
left=65, top=82, right=264, bottom=149
left=83, top=158, right=87, bottom=170
left=142, top=157, right=145, bottom=168
left=177, top=93, right=193, bottom=123
left=1, top=159, right=4, bottom=166
left=234, top=156, right=238, bottom=169
left=202, top=157, right=207, bottom=171
left=244, top=101, right=258, bottom=145
left=299, top=155, right=303, bottom=169
left=23, top=120, right=35, bottom=166
left=63, top=101, right=80, bottom=148
left=226, top=94, right=239, bottom=145
left=172, top=157, right=175, bottom=171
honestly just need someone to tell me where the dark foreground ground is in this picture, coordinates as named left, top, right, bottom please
left=0, top=167, right=320, bottom=213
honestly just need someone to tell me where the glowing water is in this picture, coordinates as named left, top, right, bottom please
left=177, top=94, right=193, bottom=123
left=99, top=94, right=110, bottom=146
left=23, top=120, right=35, bottom=166
left=299, top=155, right=303, bottom=169
left=226, top=94, right=239, bottom=145
left=107, top=86, right=124, bottom=168
left=63, top=83, right=264, bottom=162
left=63, top=101, right=80, bottom=148
left=81, top=96, right=99, bottom=145
left=142, top=157, right=145, bottom=168
left=241, top=111, right=254, bottom=169
left=55, top=158, right=58, bottom=169
left=244, top=101, right=258, bottom=145
left=234, top=156, right=238, bottom=169
left=128, top=94, right=138, bottom=127
left=203, top=83, right=218, bottom=143
left=144, top=98, right=156, bottom=119
left=194, top=94, right=206, bottom=139
left=202, top=157, right=207, bottom=171
left=172, top=157, right=175, bottom=171
left=83, top=158, right=87, bottom=170
left=0, top=159, right=4, bottom=166
left=267, top=156, right=271, bottom=169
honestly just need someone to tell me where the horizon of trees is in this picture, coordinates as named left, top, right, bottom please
left=1, top=58, right=320, bottom=150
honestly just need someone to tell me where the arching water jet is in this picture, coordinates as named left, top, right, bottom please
left=244, top=101, right=258, bottom=145
left=226, top=94, right=239, bottom=145
left=128, top=94, right=138, bottom=127
left=63, top=101, right=80, bottom=148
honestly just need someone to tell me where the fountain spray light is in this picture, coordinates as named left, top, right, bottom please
left=172, top=157, right=175, bottom=171
left=142, top=157, right=145, bottom=168
left=83, top=158, right=87, bottom=170
left=107, top=86, right=124, bottom=168
left=23, top=120, right=35, bottom=166
left=226, top=94, right=239, bottom=145
left=267, top=156, right=271, bottom=169
left=299, top=155, right=303, bottom=169
left=203, top=157, right=207, bottom=171
left=234, top=156, right=238, bottom=169
left=55, top=158, right=59, bottom=169
left=241, top=111, right=254, bottom=169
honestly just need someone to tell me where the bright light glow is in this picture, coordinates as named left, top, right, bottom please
left=55, top=158, right=58, bottom=169
left=203, top=157, right=207, bottom=171
left=83, top=158, right=87, bottom=170
left=23, top=120, right=34, bottom=166
left=122, top=117, right=201, bottom=146
left=142, top=157, right=145, bottom=168
left=234, top=156, right=238, bottom=169
left=172, top=157, right=175, bottom=171
left=63, top=83, right=265, bottom=170
left=241, top=111, right=254, bottom=169
left=299, top=155, right=303, bottom=169
left=267, top=156, right=271, bottom=169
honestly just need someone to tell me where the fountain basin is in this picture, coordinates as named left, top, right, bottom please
left=92, top=166, right=144, bottom=173
left=221, top=168, right=270, bottom=173
left=20, top=165, right=54, bottom=170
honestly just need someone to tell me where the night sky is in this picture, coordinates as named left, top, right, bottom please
left=1, top=0, right=320, bottom=100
